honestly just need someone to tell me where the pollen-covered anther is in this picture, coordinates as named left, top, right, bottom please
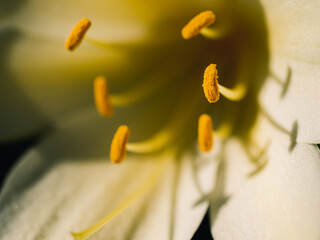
left=110, top=125, right=130, bottom=164
left=198, top=114, right=213, bottom=152
left=65, top=18, right=91, bottom=51
left=94, top=76, right=113, bottom=118
left=181, top=11, right=215, bottom=39
left=203, top=63, right=220, bottom=103
left=203, top=63, right=246, bottom=102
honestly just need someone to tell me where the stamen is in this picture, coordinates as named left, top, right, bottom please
left=203, top=64, right=246, bottom=103
left=110, top=125, right=130, bottom=164
left=203, top=64, right=220, bottom=103
left=94, top=76, right=113, bottom=118
left=181, top=11, right=215, bottom=39
left=198, top=114, right=213, bottom=152
left=65, top=18, right=91, bottom=51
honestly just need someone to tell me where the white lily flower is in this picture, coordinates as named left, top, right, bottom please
left=1, top=0, right=320, bottom=239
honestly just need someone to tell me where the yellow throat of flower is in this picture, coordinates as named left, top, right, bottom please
left=65, top=4, right=271, bottom=239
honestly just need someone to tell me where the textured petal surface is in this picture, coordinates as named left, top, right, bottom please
left=0, top=108, right=216, bottom=240
left=259, top=0, right=320, bottom=143
left=211, top=116, right=320, bottom=239
left=171, top=147, right=219, bottom=240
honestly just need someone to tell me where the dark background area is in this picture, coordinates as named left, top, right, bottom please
left=0, top=136, right=39, bottom=189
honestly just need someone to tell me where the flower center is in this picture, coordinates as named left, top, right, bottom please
left=66, top=2, right=270, bottom=238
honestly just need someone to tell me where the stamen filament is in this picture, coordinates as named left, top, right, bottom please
left=65, top=18, right=91, bottom=51
left=199, top=27, right=221, bottom=39
left=126, top=131, right=171, bottom=153
left=199, top=16, right=233, bottom=40
left=114, top=75, right=204, bottom=158
left=218, top=83, right=246, bottom=101
left=71, top=159, right=168, bottom=240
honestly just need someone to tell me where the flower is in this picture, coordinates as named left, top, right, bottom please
left=1, top=0, right=320, bottom=240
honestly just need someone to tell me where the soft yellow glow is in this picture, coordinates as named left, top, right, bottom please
left=65, top=18, right=91, bottom=51
left=126, top=131, right=171, bottom=153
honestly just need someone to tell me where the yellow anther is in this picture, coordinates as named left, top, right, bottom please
left=110, top=125, right=130, bottom=164
left=203, top=64, right=220, bottom=103
left=65, top=18, right=91, bottom=51
left=198, top=114, right=213, bottom=152
left=203, top=64, right=246, bottom=102
left=181, top=11, right=215, bottom=40
left=94, top=76, right=113, bottom=118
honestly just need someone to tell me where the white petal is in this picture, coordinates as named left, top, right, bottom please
left=259, top=0, right=320, bottom=143
left=171, top=152, right=216, bottom=240
left=211, top=117, right=320, bottom=239
left=0, top=108, right=216, bottom=239
left=0, top=154, right=166, bottom=239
